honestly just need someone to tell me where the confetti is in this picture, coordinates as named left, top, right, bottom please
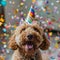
left=0, top=0, right=60, bottom=60
left=20, top=2, right=24, bottom=6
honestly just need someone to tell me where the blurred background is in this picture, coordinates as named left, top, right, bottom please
left=0, top=0, right=60, bottom=60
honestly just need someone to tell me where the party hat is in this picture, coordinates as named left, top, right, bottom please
left=25, top=5, right=36, bottom=24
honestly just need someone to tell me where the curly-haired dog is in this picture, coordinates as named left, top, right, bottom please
left=9, top=23, right=50, bottom=60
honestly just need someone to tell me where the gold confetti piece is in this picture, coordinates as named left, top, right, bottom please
left=32, top=0, right=36, bottom=3
left=20, top=2, right=24, bottom=6
left=0, top=22, right=3, bottom=26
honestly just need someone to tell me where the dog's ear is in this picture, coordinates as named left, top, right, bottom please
left=8, top=34, right=18, bottom=50
left=39, top=33, right=50, bottom=50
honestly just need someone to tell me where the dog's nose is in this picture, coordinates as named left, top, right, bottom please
left=27, top=34, right=33, bottom=40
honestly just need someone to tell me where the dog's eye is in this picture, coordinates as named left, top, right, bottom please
left=20, top=28, right=26, bottom=33
left=22, top=28, right=26, bottom=31
left=33, top=28, right=40, bottom=34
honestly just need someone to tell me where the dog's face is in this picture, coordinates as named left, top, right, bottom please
left=9, top=23, right=50, bottom=56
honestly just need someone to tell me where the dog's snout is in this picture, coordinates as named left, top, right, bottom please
left=27, top=34, right=33, bottom=40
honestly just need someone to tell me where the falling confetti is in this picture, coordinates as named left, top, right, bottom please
left=0, top=0, right=60, bottom=60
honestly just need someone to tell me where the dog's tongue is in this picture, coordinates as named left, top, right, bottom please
left=25, top=45, right=33, bottom=51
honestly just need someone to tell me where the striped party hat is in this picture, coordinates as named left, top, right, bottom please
left=25, top=5, right=36, bottom=24
left=29, top=5, right=35, bottom=18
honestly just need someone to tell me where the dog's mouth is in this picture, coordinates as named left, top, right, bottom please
left=25, top=44, right=33, bottom=50
left=23, top=41, right=35, bottom=51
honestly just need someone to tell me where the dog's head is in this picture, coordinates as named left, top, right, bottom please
left=8, top=23, right=50, bottom=56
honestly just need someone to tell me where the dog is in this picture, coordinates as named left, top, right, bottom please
left=8, top=23, right=50, bottom=60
